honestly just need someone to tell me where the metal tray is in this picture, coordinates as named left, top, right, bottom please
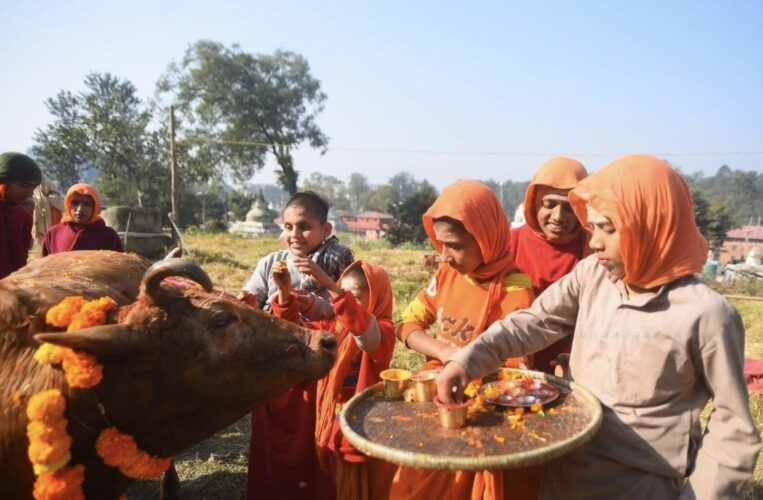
left=340, top=369, right=602, bottom=471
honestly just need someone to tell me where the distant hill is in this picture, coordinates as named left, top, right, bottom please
left=683, top=166, right=763, bottom=226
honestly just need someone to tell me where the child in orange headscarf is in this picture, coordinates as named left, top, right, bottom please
left=391, top=180, right=540, bottom=500
left=509, top=156, right=589, bottom=373
left=41, top=183, right=123, bottom=255
left=257, top=259, right=397, bottom=500
left=438, top=155, right=761, bottom=499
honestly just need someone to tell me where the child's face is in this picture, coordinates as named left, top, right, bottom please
left=433, top=220, right=483, bottom=275
left=282, top=205, right=331, bottom=257
left=340, top=276, right=370, bottom=309
left=70, top=193, right=95, bottom=223
left=587, top=205, right=624, bottom=279
left=535, top=187, right=580, bottom=242
left=4, top=181, right=39, bottom=204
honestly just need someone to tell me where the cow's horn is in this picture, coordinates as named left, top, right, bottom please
left=141, top=258, right=213, bottom=301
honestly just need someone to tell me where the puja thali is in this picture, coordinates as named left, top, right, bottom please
left=340, top=369, right=602, bottom=471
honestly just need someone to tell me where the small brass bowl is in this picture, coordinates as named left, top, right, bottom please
left=411, top=370, right=439, bottom=402
left=380, top=369, right=412, bottom=399
left=433, top=395, right=471, bottom=429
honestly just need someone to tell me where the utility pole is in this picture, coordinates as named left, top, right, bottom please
left=169, top=105, right=178, bottom=225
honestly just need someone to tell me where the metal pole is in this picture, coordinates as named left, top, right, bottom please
left=169, top=105, right=178, bottom=225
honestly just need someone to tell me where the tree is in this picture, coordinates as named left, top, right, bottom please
left=364, top=185, right=400, bottom=213
left=158, top=40, right=328, bottom=194
left=31, top=73, right=170, bottom=208
left=691, top=188, right=734, bottom=249
left=389, top=172, right=421, bottom=199
left=31, top=91, right=89, bottom=187
left=300, top=172, right=351, bottom=210
left=347, top=173, right=370, bottom=211
left=706, top=199, right=735, bottom=249
left=386, top=182, right=439, bottom=245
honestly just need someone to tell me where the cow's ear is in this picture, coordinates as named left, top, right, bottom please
left=34, top=324, right=145, bottom=357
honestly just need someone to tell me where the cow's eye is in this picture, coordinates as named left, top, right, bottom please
left=212, top=311, right=233, bottom=328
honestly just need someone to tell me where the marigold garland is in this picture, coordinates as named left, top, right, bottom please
left=26, top=390, right=72, bottom=477
left=33, top=464, right=85, bottom=500
left=36, top=296, right=116, bottom=389
left=26, top=295, right=173, bottom=498
left=96, top=427, right=172, bottom=479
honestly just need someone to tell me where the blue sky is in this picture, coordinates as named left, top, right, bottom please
left=2, top=0, right=762, bottom=189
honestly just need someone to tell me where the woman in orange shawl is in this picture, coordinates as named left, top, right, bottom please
left=41, top=183, right=123, bottom=255
left=268, top=260, right=397, bottom=500
left=392, top=180, right=540, bottom=500
left=509, top=157, right=588, bottom=373
left=437, top=155, right=760, bottom=499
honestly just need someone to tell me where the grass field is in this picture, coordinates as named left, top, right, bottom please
left=128, top=232, right=762, bottom=499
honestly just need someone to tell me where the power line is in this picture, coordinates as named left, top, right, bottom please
left=181, top=136, right=763, bottom=158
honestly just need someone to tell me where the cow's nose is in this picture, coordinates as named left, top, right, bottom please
left=319, top=335, right=337, bottom=354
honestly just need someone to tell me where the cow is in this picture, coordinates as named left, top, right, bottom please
left=0, top=251, right=337, bottom=499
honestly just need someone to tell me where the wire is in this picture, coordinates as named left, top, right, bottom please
left=181, top=136, right=763, bottom=158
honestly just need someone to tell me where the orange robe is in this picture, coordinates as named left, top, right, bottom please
left=392, top=180, right=541, bottom=500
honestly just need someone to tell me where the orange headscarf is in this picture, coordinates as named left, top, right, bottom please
left=423, top=180, right=515, bottom=333
left=60, top=183, right=102, bottom=225
left=569, top=155, right=708, bottom=289
left=315, top=260, right=393, bottom=469
left=523, top=156, right=588, bottom=239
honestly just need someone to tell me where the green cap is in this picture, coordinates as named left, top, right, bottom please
left=0, top=152, right=42, bottom=184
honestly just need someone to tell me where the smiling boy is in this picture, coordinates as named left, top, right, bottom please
left=41, top=183, right=123, bottom=255
left=509, top=157, right=589, bottom=373
left=437, top=155, right=760, bottom=499
left=240, top=191, right=354, bottom=312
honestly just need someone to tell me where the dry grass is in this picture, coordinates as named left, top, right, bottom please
left=120, top=233, right=763, bottom=499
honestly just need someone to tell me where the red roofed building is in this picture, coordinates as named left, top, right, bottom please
left=720, top=225, right=763, bottom=264
left=341, top=211, right=393, bottom=240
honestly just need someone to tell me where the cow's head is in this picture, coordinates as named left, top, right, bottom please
left=34, top=258, right=337, bottom=456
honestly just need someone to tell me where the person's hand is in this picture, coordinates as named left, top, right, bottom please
left=550, top=353, right=570, bottom=379
left=238, top=290, right=260, bottom=308
left=436, top=343, right=458, bottom=363
left=292, top=256, right=339, bottom=292
left=436, top=361, right=470, bottom=404
left=271, top=261, right=292, bottom=293
left=291, top=289, right=316, bottom=313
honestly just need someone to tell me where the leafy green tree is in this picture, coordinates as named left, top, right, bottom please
left=691, top=188, right=711, bottom=235
left=31, top=91, right=89, bottom=187
left=159, top=40, right=328, bottom=194
left=386, top=182, right=438, bottom=245
left=347, top=173, right=370, bottom=211
left=300, top=172, right=351, bottom=210
left=706, top=199, right=735, bottom=249
left=389, top=172, right=421, bottom=199
left=365, top=185, right=400, bottom=213
left=228, top=189, right=258, bottom=221
left=31, top=73, right=170, bottom=208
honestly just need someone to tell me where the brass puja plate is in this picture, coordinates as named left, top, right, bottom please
left=340, top=369, right=602, bottom=471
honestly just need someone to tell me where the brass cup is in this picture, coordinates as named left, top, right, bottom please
left=411, top=370, right=439, bottom=402
left=380, top=369, right=412, bottom=399
left=433, top=395, right=470, bottom=429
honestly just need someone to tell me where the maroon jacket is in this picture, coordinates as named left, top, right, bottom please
left=0, top=201, right=33, bottom=279
left=41, top=219, right=124, bottom=256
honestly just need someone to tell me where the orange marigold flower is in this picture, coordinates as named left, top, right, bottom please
left=26, top=390, right=66, bottom=422
left=28, top=439, right=71, bottom=467
left=61, top=350, right=103, bottom=389
left=33, top=464, right=85, bottom=500
left=530, top=402, right=544, bottom=413
left=67, top=296, right=116, bottom=332
left=96, top=427, right=171, bottom=479
left=27, top=421, right=70, bottom=446
left=46, top=297, right=87, bottom=328
left=34, top=343, right=65, bottom=365
left=12, top=390, right=24, bottom=407
left=32, top=452, right=72, bottom=476
left=96, top=427, right=139, bottom=468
